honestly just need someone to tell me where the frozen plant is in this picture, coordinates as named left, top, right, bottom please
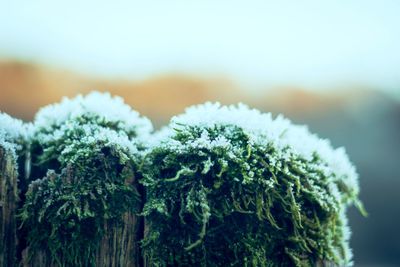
left=34, top=91, right=152, bottom=139
left=0, top=112, right=32, bottom=182
left=21, top=92, right=152, bottom=266
left=142, top=102, right=365, bottom=267
left=30, top=91, right=153, bottom=179
left=0, top=112, right=31, bottom=159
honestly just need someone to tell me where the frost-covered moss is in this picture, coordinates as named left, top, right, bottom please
left=20, top=92, right=152, bottom=266
left=142, top=102, right=365, bottom=267
left=0, top=112, right=32, bottom=193
left=0, top=112, right=31, bottom=162
left=34, top=91, right=152, bottom=139
left=31, top=91, right=152, bottom=179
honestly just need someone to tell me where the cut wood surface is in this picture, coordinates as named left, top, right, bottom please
left=0, top=146, right=18, bottom=267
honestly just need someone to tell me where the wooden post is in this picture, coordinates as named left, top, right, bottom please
left=0, top=146, right=18, bottom=267
left=21, top=212, right=140, bottom=267
left=22, top=212, right=141, bottom=267
left=95, top=211, right=141, bottom=267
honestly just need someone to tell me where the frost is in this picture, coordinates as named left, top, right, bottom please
left=39, top=122, right=140, bottom=160
left=0, top=112, right=30, bottom=143
left=34, top=91, right=153, bottom=138
left=166, top=102, right=359, bottom=202
left=0, top=139, right=17, bottom=159
left=59, top=128, right=140, bottom=170
left=0, top=112, right=31, bottom=159
left=32, top=91, right=153, bottom=174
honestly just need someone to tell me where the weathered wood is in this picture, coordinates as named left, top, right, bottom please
left=21, top=248, right=51, bottom=267
left=95, top=211, right=141, bottom=267
left=22, top=211, right=141, bottom=267
left=0, top=146, right=18, bottom=267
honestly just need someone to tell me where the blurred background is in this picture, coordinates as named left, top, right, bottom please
left=0, top=1, right=399, bottom=266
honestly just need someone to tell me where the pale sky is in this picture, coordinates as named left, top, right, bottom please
left=1, top=0, right=400, bottom=94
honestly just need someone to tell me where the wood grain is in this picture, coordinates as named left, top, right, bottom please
left=0, top=146, right=18, bottom=267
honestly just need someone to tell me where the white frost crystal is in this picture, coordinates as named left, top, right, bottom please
left=0, top=112, right=31, bottom=157
left=33, top=91, right=153, bottom=160
left=0, top=112, right=29, bottom=141
left=34, top=91, right=153, bottom=138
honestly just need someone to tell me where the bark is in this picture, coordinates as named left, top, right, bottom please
left=0, top=146, right=18, bottom=267
left=21, top=248, right=51, bottom=267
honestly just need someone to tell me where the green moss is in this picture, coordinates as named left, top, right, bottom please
left=20, top=92, right=152, bottom=266
left=142, top=103, right=364, bottom=267
left=20, top=136, right=140, bottom=266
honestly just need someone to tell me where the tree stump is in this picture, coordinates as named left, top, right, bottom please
left=0, top=146, right=18, bottom=267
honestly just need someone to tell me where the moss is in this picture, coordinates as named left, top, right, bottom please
left=20, top=138, right=140, bottom=266
left=20, top=92, right=152, bottom=266
left=142, top=103, right=364, bottom=267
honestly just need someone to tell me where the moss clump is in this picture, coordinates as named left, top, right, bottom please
left=142, top=102, right=364, bottom=267
left=30, top=91, right=152, bottom=180
left=20, top=92, right=152, bottom=266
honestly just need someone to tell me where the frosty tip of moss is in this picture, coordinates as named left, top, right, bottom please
left=34, top=91, right=153, bottom=138
left=0, top=112, right=32, bottom=160
left=169, top=102, right=359, bottom=202
left=0, top=111, right=31, bottom=142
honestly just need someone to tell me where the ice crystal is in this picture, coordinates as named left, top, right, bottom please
left=0, top=111, right=28, bottom=139
left=0, top=112, right=31, bottom=163
left=34, top=91, right=153, bottom=139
